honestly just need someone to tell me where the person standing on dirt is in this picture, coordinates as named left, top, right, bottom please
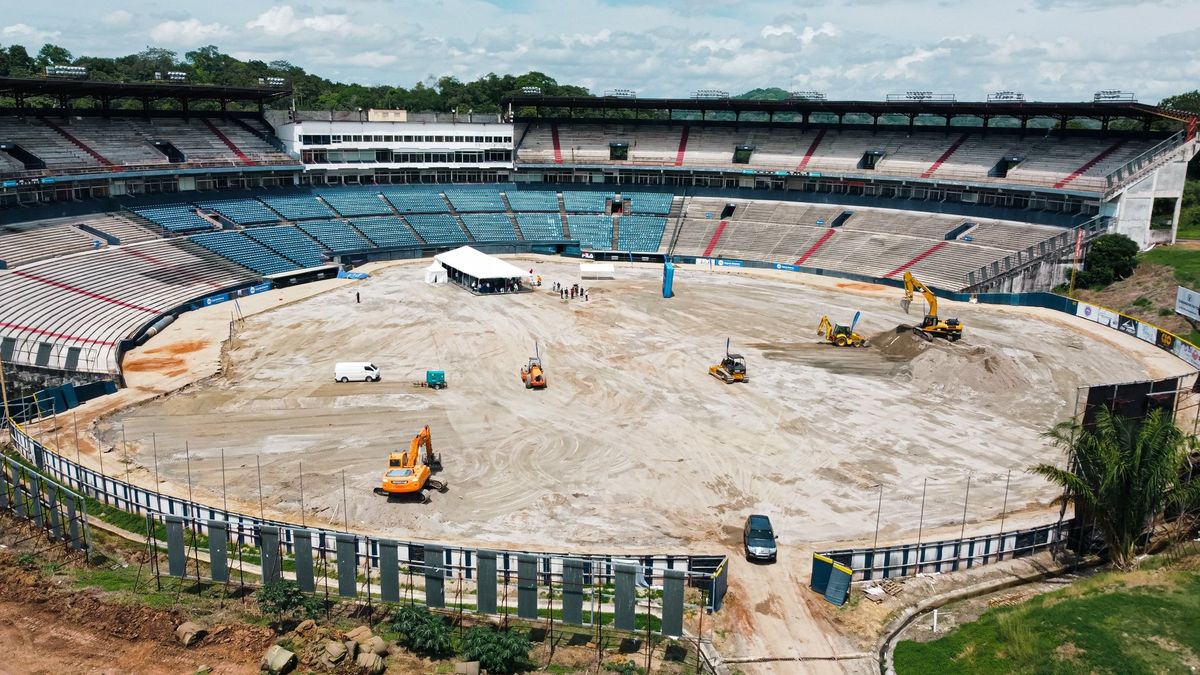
left=356, top=291, right=360, bottom=304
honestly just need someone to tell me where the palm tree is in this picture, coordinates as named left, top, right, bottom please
left=1031, top=407, right=1197, bottom=569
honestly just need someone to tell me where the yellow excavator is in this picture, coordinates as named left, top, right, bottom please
left=374, top=425, right=447, bottom=502
left=817, top=312, right=868, bottom=347
left=901, top=272, right=963, bottom=341
left=710, top=338, right=749, bottom=383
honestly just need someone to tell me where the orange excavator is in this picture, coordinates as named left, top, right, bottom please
left=520, top=341, right=547, bottom=389
left=373, top=425, right=447, bottom=502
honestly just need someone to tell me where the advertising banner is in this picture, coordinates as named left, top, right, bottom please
left=1136, top=322, right=1158, bottom=344
left=1117, top=315, right=1138, bottom=336
left=1172, top=340, right=1200, bottom=370
left=714, top=259, right=743, bottom=268
left=1176, top=286, right=1200, bottom=322
left=774, top=263, right=799, bottom=272
left=201, top=292, right=231, bottom=307
left=1076, top=302, right=1118, bottom=327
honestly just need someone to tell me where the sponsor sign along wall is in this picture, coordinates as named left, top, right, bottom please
left=1172, top=340, right=1200, bottom=370
left=1076, top=302, right=1118, bottom=328
left=1176, top=286, right=1200, bottom=322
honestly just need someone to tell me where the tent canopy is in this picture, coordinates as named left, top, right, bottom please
left=434, top=246, right=529, bottom=280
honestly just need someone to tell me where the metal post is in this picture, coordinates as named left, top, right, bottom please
left=871, top=483, right=884, bottom=577
left=645, top=584, right=652, bottom=673
left=998, top=470, right=1012, bottom=560
left=122, top=423, right=131, bottom=492
left=152, top=433, right=160, bottom=494
left=299, top=460, right=306, bottom=528
left=0, top=355, right=9, bottom=421
left=915, top=478, right=927, bottom=572
left=53, top=410, right=60, bottom=453
left=341, top=469, right=349, bottom=532
left=958, top=475, right=972, bottom=565
left=72, top=411, right=81, bottom=487
left=257, top=455, right=266, bottom=521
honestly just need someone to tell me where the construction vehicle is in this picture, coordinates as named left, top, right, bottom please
left=709, top=338, right=749, bottom=383
left=411, top=370, right=447, bottom=390
left=817, top=312, right=868, bottom=347
left=901, top=272, right=963, bottom=341
left=520, top=342, right=547, bottom=389
left=373, top=425, right=447, bottom=502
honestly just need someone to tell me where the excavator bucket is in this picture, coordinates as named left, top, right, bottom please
left=900, top=297, right=912, bottom=314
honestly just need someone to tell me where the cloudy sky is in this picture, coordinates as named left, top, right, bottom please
left=4, top=0, right=1199, bottom=102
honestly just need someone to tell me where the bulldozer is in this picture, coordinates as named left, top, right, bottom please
left=901, top=272, right=963, bottom=341
left=817, top=312, right=868, bottom=347
left=709, top=338, right=749, bottom=383
left=520, top=342, right=547, bottom=389
left=373, top=425, right=447, bottom=503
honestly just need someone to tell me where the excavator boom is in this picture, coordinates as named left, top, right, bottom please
left=900, top=272, right=963, bottom=341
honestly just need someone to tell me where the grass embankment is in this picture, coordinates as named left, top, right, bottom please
left=1072, top=246, right=1200, bottom=343
left=894, top=562, right=1200, bottom=674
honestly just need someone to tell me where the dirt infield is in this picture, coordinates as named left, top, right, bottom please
left=96, top=258, right=1179, bottom=553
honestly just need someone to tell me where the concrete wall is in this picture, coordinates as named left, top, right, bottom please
left=1112, top=142, right=1199, bottom=249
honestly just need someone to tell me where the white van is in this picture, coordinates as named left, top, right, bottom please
left=335, top=362, right=381, bottom=383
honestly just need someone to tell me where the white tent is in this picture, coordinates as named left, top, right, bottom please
left=434, top=246, right=530, bottom=280
left=424, top=260, right=447, bottom=283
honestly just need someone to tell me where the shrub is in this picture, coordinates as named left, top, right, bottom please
left=1077, top=233, right=1139, bottom=289
left=255, top=579, right=322, bottom=628
left=459, top=625, right=533, bottom=674
left=391, top=605, right=453, bottom=658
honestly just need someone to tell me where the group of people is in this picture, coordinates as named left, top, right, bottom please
left=550, top=281, right=589, bottom=302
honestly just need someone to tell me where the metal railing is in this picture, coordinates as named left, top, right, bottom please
left=1103, top=130, right=1191, bottom=196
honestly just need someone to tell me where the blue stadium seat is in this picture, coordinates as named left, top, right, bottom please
left=351, top=217, right=421, bottom=248
left=190, top=231, right=296, bottom=275
left=199, top=199, right=281, bottom=225
left=504, top=190, right=560, bottom=211
left=445, top=189, right=506, bottom=213
left=562, top=191, right=612, bottom=213
left=245, top=226, right=328, bottom=267
left=617, top=216, right=668, bottom=251
left=567, top=215, right=614, bottom=250
left=405, top=214, right=469, bottom=245
left=380, top=188, right=450, bottom=214
left=516, top=214, right=564, bottom=240
left=131, top=205, right=215, bottom=233
left=298, top=220, right=373, bottom=252
left=622, top=192, right=673, bottom=215
left=318, top=190, right=392, bottom=217
left=460, top=214, right=518, bottom=241
left=260, top=195, right=336, bottom=221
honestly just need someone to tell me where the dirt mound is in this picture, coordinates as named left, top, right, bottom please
left=870, top=326, right=933, bottom=359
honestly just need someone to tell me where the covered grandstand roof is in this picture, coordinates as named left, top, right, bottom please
left=504, top=95, right=1195, bottom=129
left=0, top=76, right=290, bottom=108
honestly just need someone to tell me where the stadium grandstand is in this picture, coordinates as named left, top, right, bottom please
left=1, top=76, right=1197, bottom=380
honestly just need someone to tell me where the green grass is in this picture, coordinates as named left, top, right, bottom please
left=1140, top=247, right=1200, bottom=288
left=894, top=568, right=1200, bottom=674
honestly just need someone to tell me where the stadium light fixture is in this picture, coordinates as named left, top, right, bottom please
left=520, top=86, right=543, bottom=95
left=987, top=91, right=1025, bottom=102
left=45, top=65, right=88, bottom=79
left=258, top=77, right=287, bottom=88
left=604, top=89, right=637, bottom=99
left=788, top=91, right=826, bottom=101
left=1094, top=90, right=1136, bottom=102
left=691, top=89, right=730, bottom=99
left=886, top=91, right=955, bottom=102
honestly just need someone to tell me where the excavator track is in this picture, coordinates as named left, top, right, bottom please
left=426, top=479, right=449, bottom=493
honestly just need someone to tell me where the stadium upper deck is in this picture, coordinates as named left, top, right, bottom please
left=505, top=95, right=1198, bottom=197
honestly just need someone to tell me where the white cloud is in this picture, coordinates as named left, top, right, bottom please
left=101, top=10, right=133, bottom=27
left=2, top=23, right=63, bottom=43
left=799, top=22, right=839, bottom=46
left=149, top=19, right=230, bottom=45
left=246, top=5, right=370, bottom=38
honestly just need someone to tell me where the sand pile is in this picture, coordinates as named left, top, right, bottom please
left=870, top=326, right=1057, bottom=401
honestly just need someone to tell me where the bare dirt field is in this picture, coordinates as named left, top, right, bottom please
left=96, top=257, right=1179, bottom=555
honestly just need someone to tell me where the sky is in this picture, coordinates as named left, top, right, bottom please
left=3, top=0, right=1199, bottom=102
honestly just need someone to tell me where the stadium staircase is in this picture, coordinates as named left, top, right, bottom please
left=675, top=126, right=689, bottom=167
left=794, top=228, right=836, bottom=265
left=37, top=117, right=113, bottom=166
left=920, top=133, right=970, bottom=178
left=200, top=118, right=256, bottom=166
left=796, top=129, right=826, bottom=171
left=883, top=241, right=949, bottom=278
left=557, top=193, right=571, bottom=237
left=1054, top=140, right=1127, bottom=189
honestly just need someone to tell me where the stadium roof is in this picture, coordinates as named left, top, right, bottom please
left=504, top=95, right=1196, bottom=127
left=0, top=77, right=291, bottom=106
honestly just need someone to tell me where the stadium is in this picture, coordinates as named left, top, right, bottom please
left=2, top=68, right=1200, bottom=674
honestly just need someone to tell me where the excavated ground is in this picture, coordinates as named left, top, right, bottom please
left=97, top=258, right=1173, bottom=553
